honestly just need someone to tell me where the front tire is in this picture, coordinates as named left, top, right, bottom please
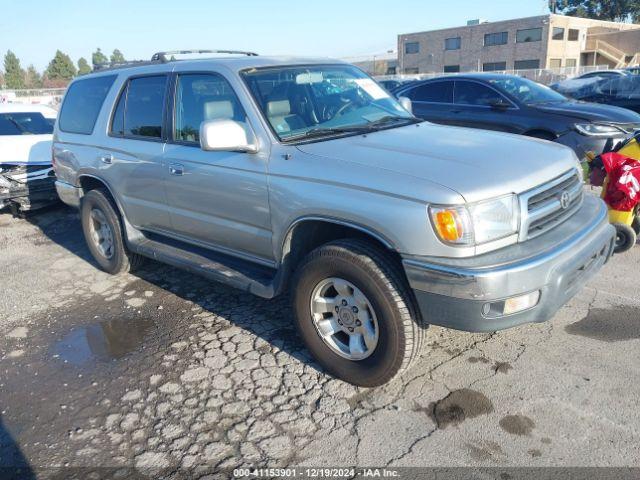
left=81, top=189, right=144, bottom=274
left=291, top=239, right=425, bottom=387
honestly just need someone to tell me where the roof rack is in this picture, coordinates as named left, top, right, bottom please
left=93, top=60, right=160, bottom=72
left=91, top=49, right=259, bottom=72
left=151, top=49, right=259, bottom=62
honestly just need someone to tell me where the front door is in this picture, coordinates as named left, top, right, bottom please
left=162, top=72, right=273, bottom=263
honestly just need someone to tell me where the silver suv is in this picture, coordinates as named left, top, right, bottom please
left=53, top=51, right=616, bottom=386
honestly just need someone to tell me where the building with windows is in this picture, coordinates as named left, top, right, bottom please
left=398, top=14, right=640, bottom=74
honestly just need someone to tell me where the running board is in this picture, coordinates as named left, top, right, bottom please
left=128, top=232, right=278, bottom=298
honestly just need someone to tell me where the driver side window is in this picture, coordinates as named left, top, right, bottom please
left=174, top=73, right=246, bottom=144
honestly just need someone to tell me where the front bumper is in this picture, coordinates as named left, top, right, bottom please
left=403, top=195, right=615, bottom=332
left=556, top=131, right=627, bottom=159
left=0, top=164, right=58, bottom=211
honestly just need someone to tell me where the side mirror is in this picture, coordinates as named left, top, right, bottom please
left=200, top=120, right=258, bottom=153
left=398, top=96, right=413, bottom=114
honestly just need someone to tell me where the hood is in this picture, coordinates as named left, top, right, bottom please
left=532, top=100, right=640, bottom=123
left=296, top=123, right=579, bottom=203
left=0, top=135, right=52, bottom=166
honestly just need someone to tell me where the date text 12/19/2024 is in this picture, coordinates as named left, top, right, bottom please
left=233, top=468, right=400, bottom=478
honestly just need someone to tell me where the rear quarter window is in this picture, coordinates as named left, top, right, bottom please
left=58, top=75, right=117, bottom=135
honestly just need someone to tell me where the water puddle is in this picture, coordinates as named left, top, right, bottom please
left=53, top=317, right=155, bottom=365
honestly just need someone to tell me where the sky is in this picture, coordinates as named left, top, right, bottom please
left=0, top=0, right=550, bottom=72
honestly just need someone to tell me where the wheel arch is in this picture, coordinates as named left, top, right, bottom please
left=274, top=216, right=401, bottom=295
left=77, top=174, right=142, bottom=246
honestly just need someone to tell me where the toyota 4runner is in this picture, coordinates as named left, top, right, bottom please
left=53, top=51, right=616, bottom=386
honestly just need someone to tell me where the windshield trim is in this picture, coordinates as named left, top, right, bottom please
left=239, top=63, right=417, bottom=145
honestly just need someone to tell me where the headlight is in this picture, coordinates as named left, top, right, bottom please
left=574, top=123, right=623, bottom=137
left=429, top=195, right=519, bottom=246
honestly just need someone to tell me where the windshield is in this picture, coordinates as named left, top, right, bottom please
left=0, top=112, right=54, bottom=136
left=241, top=65, right=415, bottom=141
left=488, top=77, right=567, bottom=104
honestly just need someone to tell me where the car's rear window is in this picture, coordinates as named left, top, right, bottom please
left=0, top=112, right=53, bottom=135
left=58, top=75, right=116, bottom=134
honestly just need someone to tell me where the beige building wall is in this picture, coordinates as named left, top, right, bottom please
left=398, top=14, right=640, bottom=74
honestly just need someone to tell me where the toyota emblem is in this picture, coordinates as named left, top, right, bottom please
left=560, top=191, right=571, bottom=210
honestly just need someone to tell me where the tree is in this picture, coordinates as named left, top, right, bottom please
left=3, top=50, right=25, bottom=89
left=77, top=57, right=92, bottom=75
left=24, top=65, right=42, bottom=89
left=44, top=50, right=77, bottom=82
left=110, top=49, right=125, bottom=63
left=552, top=0, right=640, bottom=22
left=92, top=48, right=108, bottom=67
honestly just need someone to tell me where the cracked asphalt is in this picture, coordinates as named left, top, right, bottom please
left=0, top=195, right=639, bottom=478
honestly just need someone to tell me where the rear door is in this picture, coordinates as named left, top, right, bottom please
left=161, top=71, right=273, bottom=263
left=401, top=80, right=456, bottom=124
left=103, top=74, right=172, bottom=231
left=450, top=80, right=520, bottom=133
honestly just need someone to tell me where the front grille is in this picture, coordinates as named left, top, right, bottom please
left=525, top=170, right=583, bottom=239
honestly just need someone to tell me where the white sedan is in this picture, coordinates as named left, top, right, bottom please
left=0, top=104, right=58, bottom=212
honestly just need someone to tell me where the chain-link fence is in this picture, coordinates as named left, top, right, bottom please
left=0, top=88, right=66, bottom=108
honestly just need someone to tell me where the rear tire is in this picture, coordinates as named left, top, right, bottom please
left=291, top=238, right=425, bottom=387
left=613, top=222, right=637, bottom=254
left=81, top=189, right=144, bottom=274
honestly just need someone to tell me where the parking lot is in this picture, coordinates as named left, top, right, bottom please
left=0, top=196, right=639, bottom=477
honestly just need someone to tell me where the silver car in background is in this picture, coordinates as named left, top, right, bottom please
left=53, top=51, right=615, bottom=386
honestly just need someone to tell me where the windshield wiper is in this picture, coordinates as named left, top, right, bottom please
left=367, top=115, right=422, bottom=127
left=282, top=116, right=422, bottom=143
left=283, top=125, right=376, bottom=142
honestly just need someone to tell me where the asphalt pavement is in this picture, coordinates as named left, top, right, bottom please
left=0, top=197, right=638, bottom=478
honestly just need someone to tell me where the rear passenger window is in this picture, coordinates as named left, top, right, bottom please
left=174, top=73, right=246, bottom=144
left=59, top=75, right=116, bottom=134
left=110, top=75, right=167, bottom=139
left=406, top=82, right=453, bottom=103
left=124, top=76, right=167, bottom=138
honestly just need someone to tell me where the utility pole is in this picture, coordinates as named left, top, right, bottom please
left=549, top=0, right=558, bottom=14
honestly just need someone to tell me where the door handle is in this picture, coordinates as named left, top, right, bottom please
left=169, top=164, right=184, bottom=176
left=99, top=154, right=113, bottom=164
